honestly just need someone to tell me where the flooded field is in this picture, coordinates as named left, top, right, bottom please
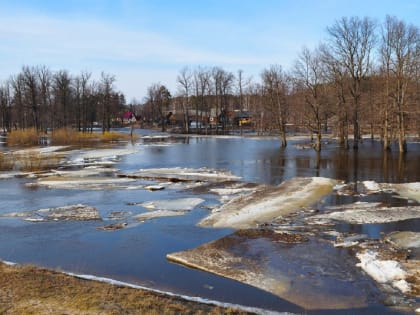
left=0, top=130, right=419, bottom=314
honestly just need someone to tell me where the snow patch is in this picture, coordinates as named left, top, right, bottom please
left=362, top=180, right=381, bottom=192
left=356, top=250, right=409, bottom=293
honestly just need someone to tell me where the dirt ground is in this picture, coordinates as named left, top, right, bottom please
left=0, top=262, right=254, bottom=315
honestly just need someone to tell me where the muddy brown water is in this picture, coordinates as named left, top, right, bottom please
left=0, top=131, right=419, bottom=314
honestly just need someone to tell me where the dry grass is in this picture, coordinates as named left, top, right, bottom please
left=6, top=128, right=39, bottom=146
left=5, top=128, right=136, bottom=147
left=0, top=152, right=15, bottom=171
left=51, top=128, right=135, bottom=145
left=0, top=262, right=253, bottom=315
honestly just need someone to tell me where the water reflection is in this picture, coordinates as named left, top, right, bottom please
left=0, top=133, right=419, bottom=314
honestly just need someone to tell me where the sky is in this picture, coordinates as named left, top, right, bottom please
left=0, top=0, right=419, bottom=102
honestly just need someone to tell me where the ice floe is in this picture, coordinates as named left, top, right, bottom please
left=356, top=250, right=410, bottom=293
left=357, top=180, right=420, bottom=202
left=199, top=177, right=336, bottom=229
left=135, top=210, right=188, bottom=221
left=0, top=204, right=101, bottom=222
left=121, top=167, right=240, bottom=182
left=385, top=231, right=420, bottom=250
left=137, top=198, right=204, bottom=211
left=309, top=203, right=420, bottom=224
left=31, top=176, right=137, bottom=190
left=168, top=229, right=376, bottom=310
left=67, top=148, right=138, bottom=166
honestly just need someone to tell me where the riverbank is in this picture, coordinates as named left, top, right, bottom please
left=0, top=261, right=258, bottom=315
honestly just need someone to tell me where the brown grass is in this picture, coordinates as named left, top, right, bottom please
left=0, top=152, right=15, bottom=171
left=5, top=128, right=136, bottom=147
left=6, top=128, right=39, bottom=146
left=0, top=262, right=254, bottom=315
left=50, top=128, right=135, bottom=145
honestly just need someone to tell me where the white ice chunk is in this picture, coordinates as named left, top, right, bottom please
left=356, top=250, right=409, bottom=293
left=139, top=198, right=204, bottom=211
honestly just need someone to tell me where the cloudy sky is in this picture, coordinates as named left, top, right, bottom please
left=0, top=0, right=419, bottom=101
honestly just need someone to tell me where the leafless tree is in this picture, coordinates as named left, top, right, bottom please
left=294, top=46, right=329, bottom=151
left=381, top=16, right=420, bottom=152
left=177, top=67, right=193, bottom=132
left=326, top=16, right=376, bottom=149
left=261, top=65, right=289, bottom=147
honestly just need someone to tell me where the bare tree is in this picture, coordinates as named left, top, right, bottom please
left=0, top=81, right=12, bottom=132
left=261, top=65, right=289, bottom=147
left=99, top=72, right=115, bottom=132
left=146, top=83, right=171, bottom=131
left=326, top=16, right=376, bottom=149
left=294, top=46, right=328, bottom=151
left=381, top=16, right=420, bottom=153
left=177, top=67, right=193, bottom=132
left=53, top=70, right=72, bottom=129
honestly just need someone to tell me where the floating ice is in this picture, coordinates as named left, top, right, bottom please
left=134, top=210, right=187, bottom=221
left=138, top=198, right=204, bottom=211
left=32, top=176, right=137, bottom=190
left=356, top=250, right=409, bottom=293
left=123, top=167, right=240, bottom=182
left=1, top=204, right=101, bottom=222
left=385, top=231, right=420, bottom=249
left=310, top=204, right=420, bottom=224
left=200, top=177, right=336, bottom=229
left=168, top=230, right=372, bottom=310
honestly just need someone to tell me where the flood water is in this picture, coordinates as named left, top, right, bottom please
left=0, top=130, right=419, bottom=314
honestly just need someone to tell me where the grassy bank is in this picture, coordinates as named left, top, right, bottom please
left=0, top=262, right=253, bottom=315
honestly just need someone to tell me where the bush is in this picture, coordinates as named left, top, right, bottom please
left=6, top=128, right=39, bottom=146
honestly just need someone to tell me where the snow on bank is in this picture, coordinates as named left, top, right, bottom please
left=199, top=177, right=336, bottom=229
left=356, top=250, right=410, bottom=293
left=12, top=146, right=69, bottom=155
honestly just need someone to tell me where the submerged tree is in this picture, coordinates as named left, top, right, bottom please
left=381, top=16, right=420, bottom=153
left=294, top=46, right=329, bottom=151
left=326, top=16, right=376, bottom=149
left=261, top=65, right=289, bottom=147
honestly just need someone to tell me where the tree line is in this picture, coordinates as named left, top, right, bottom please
left=140, top=15, right=420, bottom=152
left=0, top=66, right=126, bottom=134
left=1, top=16, right=419, bottom=153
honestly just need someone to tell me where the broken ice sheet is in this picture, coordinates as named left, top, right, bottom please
left=132, top=198, right=205, bottom=221
left=0, top=204, right=101, bottom=222
left=134, top=210, right=188, bottom=221
left=121, top=167, right=241, bottom=182
left=30, top=176, right=138, bottom=190
left=309, top=203, right=420, bottom=224
left=167, top=229, right=380, bottom=310
left=137, top=198, right=205, bottom=211
left=199, top=177, right=336, bottom=229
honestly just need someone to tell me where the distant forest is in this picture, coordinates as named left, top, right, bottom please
left=1, top=15, right=419, bottom=152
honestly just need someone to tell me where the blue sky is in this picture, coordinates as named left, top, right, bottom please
left=0, top=0, right=419, bottom=101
